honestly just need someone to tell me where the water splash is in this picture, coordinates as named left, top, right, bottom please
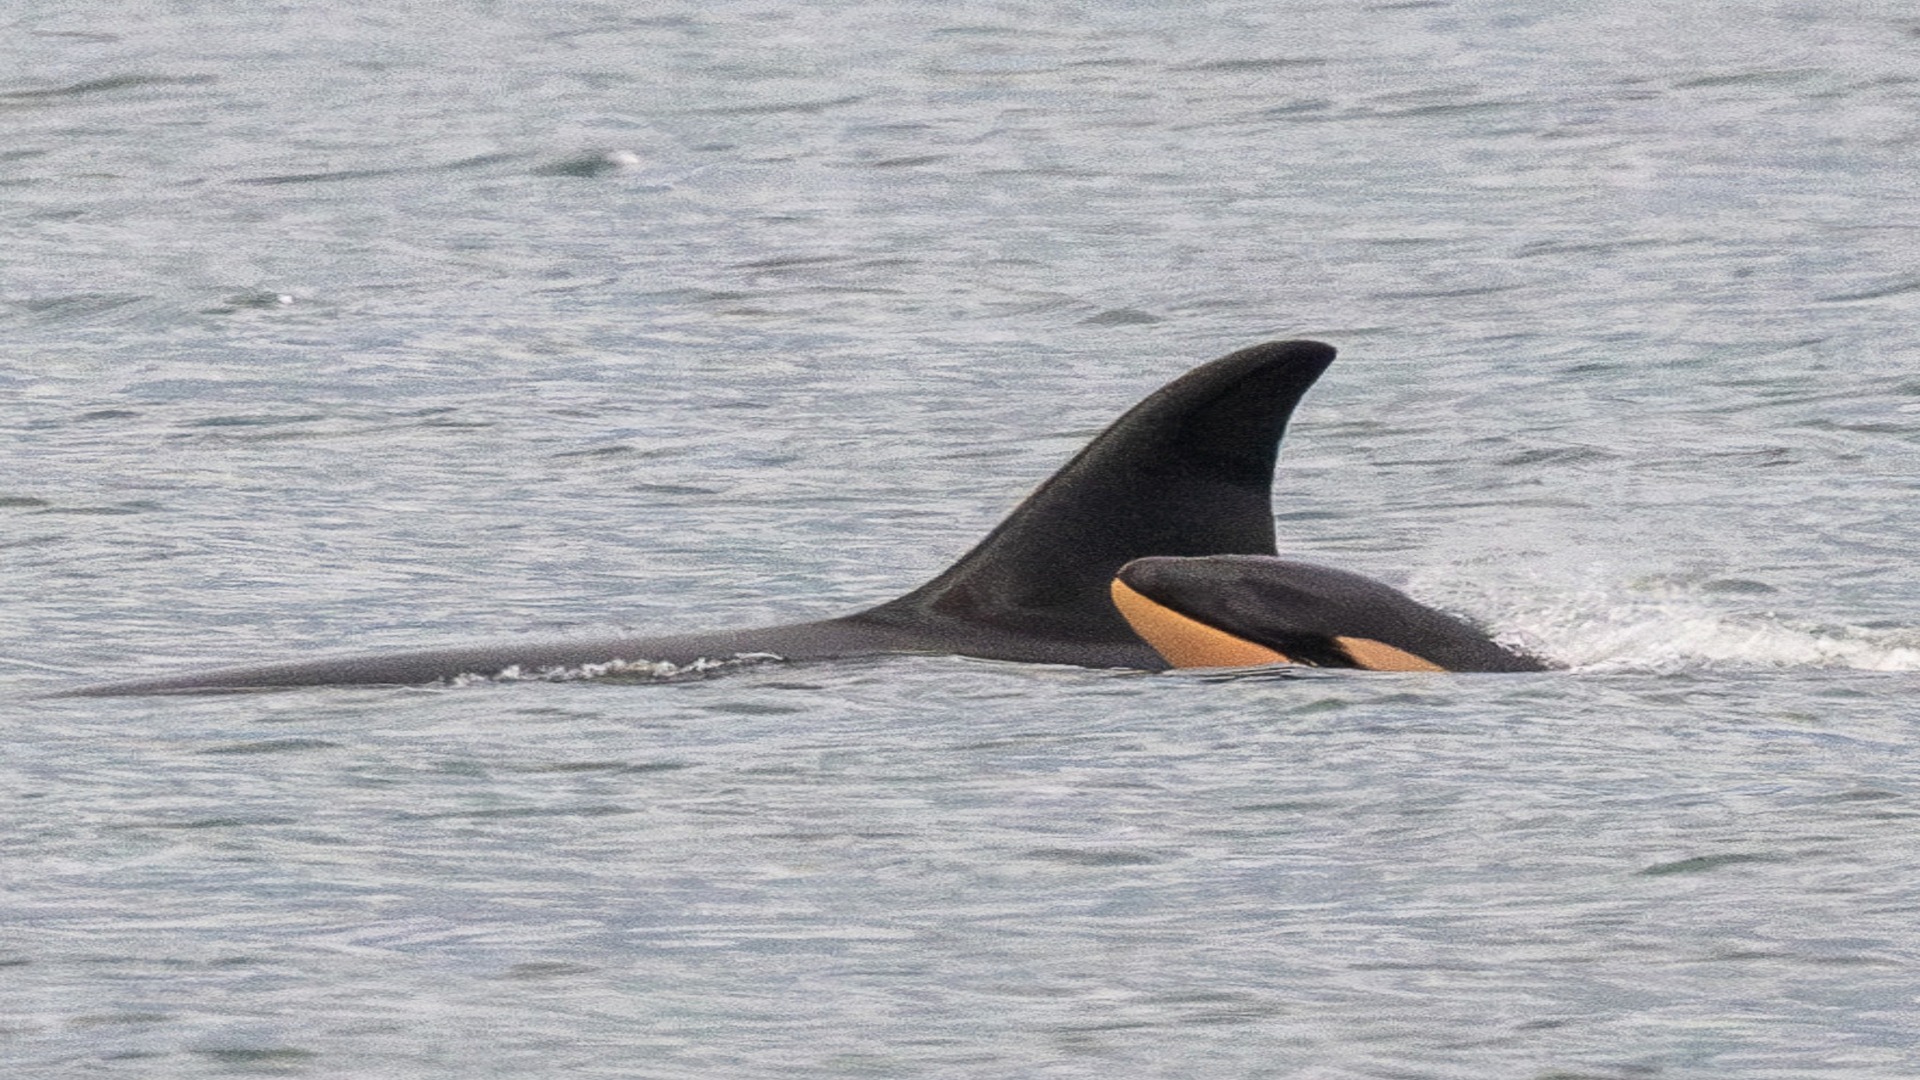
left=1497, top=586, right=1920, bottom=674
left=446, top=653, right=783, bottom=687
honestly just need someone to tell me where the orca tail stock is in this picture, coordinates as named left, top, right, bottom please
left=61, top=341, right=1336, bottom=694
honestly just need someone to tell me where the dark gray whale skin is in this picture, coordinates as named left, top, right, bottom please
left=63, top=341, right=1336, bottom=695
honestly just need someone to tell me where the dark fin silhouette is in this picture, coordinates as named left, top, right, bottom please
left=854, top=341, right=1336, bottom=654
left=1114, top=555, right=1549, bottom=673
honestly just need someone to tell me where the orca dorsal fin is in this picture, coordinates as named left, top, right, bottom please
left=863, top=340, right=1336, bottom=647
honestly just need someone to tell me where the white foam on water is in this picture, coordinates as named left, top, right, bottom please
left=446, top=652, right=784, bottom=687
left=1492, top=586, right=1920, bottom=674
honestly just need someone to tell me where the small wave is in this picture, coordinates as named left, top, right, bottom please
left=1498, top=587, right=1920, bottom=674
left=0, top=73, right=215, bottom=101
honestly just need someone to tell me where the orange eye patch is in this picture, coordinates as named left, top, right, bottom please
left=1110, top=578, right=1290, bottom=669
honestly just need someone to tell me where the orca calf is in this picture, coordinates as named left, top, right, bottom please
left=1111, top=555, right=1547, bottom=673
left=67, top=340, right=1339, bottom=695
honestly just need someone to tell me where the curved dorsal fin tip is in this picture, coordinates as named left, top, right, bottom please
left=871, top=341, right=1337, bottom=643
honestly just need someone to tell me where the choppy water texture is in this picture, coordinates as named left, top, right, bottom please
left=4, top=2, right=1919, bottom=1077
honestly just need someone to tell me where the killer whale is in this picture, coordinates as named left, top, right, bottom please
left=65, top=340, right=1337, bottom=695
left=1111, top=555, right=1548, bottom=673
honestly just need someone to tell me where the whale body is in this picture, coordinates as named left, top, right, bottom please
left=67, top=341, right=1337, bottom=695
left=1111, top=555, right=1547, bottom=673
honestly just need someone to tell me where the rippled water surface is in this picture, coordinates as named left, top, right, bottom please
left=5, top=2, right=1919, bottom=1077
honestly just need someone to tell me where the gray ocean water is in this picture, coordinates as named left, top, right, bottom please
left=5, top=2, right=1920, bottom=1076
